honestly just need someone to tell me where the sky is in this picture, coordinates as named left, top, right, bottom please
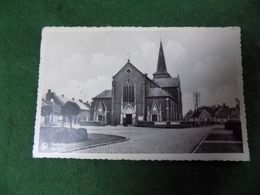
left=39, top=27, right=243, bottom=115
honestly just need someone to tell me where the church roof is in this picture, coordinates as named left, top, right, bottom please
left=93, top=89, right=112, bottom=99
left=153, top=41, right=171, bottom=78
left=153, top=77, right=180, bottom=88
left=112, top=60, right=160, bottom=88
left=147, top=88, right=173, bottom=98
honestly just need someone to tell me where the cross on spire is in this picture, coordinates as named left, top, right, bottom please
left=126, top=51, right=131, bottom=62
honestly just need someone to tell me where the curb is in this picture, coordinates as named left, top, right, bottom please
left=61, top=138, right=129, bottom=153
left=191, top=135, right=208, bottom=153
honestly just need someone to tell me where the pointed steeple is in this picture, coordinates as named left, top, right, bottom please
left=153, top=41, right=171, bottom=79
left=157, top=41, right=167, bottom=72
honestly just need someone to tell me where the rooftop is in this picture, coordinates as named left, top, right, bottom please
left=147, top=88, right=173, bottom=98
left=72, top=99, right=90, bottom=110
left=153, top=77, right=180, bottom=88
left=93, top=89, right=112, bottom=99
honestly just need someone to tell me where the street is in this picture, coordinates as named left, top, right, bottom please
left=75, top=126, right=213, bottom=153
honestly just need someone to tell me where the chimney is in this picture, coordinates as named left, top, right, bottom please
left=79, top=99, right=83, bottom=102
left=46, top=89, right=53, bottom=101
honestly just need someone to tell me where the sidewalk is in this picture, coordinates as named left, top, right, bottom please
left=193, top=125, right=243, bottom=153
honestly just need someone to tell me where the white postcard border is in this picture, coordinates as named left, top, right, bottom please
left=33, top=27, right=250, bottom=161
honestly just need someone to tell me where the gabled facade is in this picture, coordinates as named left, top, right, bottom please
left=214, top=104, right=240, bottom=123
left=92, top=41, right=183, bottom=126
left=43, top=90, right=91, bottom=126
left=91, top=90, right=112, bottom=125
left=192, top=108, right=212, bottom=122
left=184, top=110, right=194, bottom=122
left=41, top=96, right=63, bottom=127
left=73, top=99, right=91, bottom=124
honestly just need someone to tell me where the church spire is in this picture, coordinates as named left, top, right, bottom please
left=153, top=40, right=171, bottom=79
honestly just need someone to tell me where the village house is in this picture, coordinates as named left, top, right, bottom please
left=41, top=98, right=62, bottom=126
left=40, top=99, right=49, bottom=126
left=73, top=99, right=91, bottom=125
left=191, top=107, right=213, bottom=123
left=183, top=110, right=194, bottom=122
left=214, top=104, right=240, bottom=123
left=184, top=103, right=240, bottom=124
left=41, top=90, right=91, bottom=126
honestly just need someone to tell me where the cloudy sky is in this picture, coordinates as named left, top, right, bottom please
left=39, top=27, right=242, bottom=114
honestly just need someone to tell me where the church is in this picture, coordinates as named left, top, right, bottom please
left=91, top=41, right=183, bottom=126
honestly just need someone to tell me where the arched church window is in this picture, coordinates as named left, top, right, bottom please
left=123, top=80, right=135, bottom=103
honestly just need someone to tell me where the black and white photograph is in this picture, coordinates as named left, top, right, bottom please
left=33, top=27, right=249, bottom=161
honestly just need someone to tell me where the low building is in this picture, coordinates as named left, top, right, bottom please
left=40, top=98, right=62, bottom=127
left=229, top=107, right=240, bottom=121
left=91, top=89, right=112, bottom=125
left=192, top=107, right=213, bottom=123
left=215, top=104, right=240, bottom=123
left=184, top=103, right=240, bottom=125
left=40, top=99, right=49, bottom=126
left=43, top=90, right=91, bottom=126
left=184, top=110, right=194, bottom=122
left=72, top=99, right=91, bottom=124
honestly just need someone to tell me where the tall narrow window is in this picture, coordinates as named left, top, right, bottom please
left=123, top=80, right=135, bottom=103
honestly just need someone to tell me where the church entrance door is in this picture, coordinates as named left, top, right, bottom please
left=125, top=114, right=132, bottom=125
left=152, top=115, right=158, bottom=122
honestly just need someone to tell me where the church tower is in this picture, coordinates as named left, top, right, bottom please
left=153, top=41, right=171, bottom=79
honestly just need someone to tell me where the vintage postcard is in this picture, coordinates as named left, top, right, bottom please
left=33, top=27, right=249, bottom=161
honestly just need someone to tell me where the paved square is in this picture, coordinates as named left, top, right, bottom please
left=76, top=126, right=213, bottom=153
